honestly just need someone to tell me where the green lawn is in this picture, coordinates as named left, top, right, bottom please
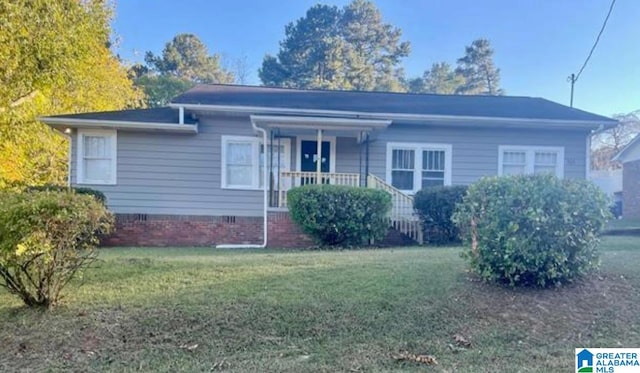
left=1, top=236, right=639, bottom=372
left=607, top=218, right=640, bottom=232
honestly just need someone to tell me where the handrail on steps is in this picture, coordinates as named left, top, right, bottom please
left=367, top=173, right=423, bottom=244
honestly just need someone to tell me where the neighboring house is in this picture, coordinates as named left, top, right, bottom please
left=590, top=168, right=623, bottom=216
left=612, top=134, right=640, bottom=219
left=590, top=169, right=623, bottom=197
left=40, top=84, right=617, bottom=247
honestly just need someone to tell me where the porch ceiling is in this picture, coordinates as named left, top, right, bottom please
left=250, top=115, right=391, bottom=133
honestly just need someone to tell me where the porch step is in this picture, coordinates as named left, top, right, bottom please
left=379, top=226, right=419, bottom=246
left=367, top=173, right=423, bottom=244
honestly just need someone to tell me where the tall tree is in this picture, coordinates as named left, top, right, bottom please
left=0, top=0, right=142, bottom=187
left=133, top=74, right=195, bottom=108
left=136, top=34, right=234, bottom=107
left=409, top=62, right=465, bottom=94
left=423, top=62, right=465, bottom=94
left=259, top=0, right=410, bottom=91
left=145, top=34, right=234, bottom=84
left=591, top=110, right=640, bottom=170
left=455, top=39, right=503, bottom=95
left=231, top=55, right=252, bottom=85
left=260, top=4, right=343, bottom=88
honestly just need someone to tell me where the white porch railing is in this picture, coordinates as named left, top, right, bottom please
left=276, top=171, right=360, bottom=208
left=367, top=173, right=423, bottom=244
left=272, top=171, right=422, bottom=244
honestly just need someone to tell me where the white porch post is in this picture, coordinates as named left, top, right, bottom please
left=316, top=129, right=323, bottom=184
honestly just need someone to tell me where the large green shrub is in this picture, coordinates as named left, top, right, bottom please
left=453, top=174, right=610, bottom=287
left=287, top=184, right=392, bottom=246
left=0, top=190, right=113, bottom=308
left=26, top=184, right=107, bottom=205
left=414, top=185, right=468, bottom=245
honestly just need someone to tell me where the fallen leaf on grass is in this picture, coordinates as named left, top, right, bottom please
left=453, top=334, right=472, bottom=348
left=179, top=343, right=199, bottom=351
left=447, top=343, right=467, bottom=353
left=392, top=351, right=438, bottom=365
left=211, top=359, right=229, bottom=371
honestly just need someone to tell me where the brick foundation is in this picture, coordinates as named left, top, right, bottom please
left=101, top=211, right=416, bottom=248
left=266, top=211, right=315, bottom=248
left=623, top=160, right=640, bottom=219
left=101, top=212, right=314, bottom=248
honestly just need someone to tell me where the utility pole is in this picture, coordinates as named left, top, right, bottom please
left=567, top=0, right=616, bottom=109
left=567, top=73, right=576, bottom=108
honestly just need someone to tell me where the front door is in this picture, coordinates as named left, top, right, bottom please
left=300, top=140, right=331, bottom=184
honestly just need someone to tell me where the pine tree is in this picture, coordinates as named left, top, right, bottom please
left=455, top=39, right=503, bottom=95
left=135, top=33, right=235, bottom=107
left=414, top=62, right=465, bottom=94
left=259, top=0, right=410, bottom=91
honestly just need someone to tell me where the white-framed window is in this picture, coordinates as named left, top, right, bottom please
left=221, top=135, right=291, bottom=190
left=77, top=129, right=117, bottom=185
left=498, top=146, right=564, bottom=177
left=386, top=142, right=452, bottom=193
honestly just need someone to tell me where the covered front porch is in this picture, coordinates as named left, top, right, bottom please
left=251, top=115, right=388, bottom=207
left=251, top=115, right=422, bottom=243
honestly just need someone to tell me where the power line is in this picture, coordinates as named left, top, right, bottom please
left=568, top=0, right=616, bottom=107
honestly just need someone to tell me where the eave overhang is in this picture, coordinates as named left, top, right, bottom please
left=169, top=103, right=617, bottom=131
left=38, top=117, right=198, bottom=134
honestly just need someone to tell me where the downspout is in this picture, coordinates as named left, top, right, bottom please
left=316, top=129, right=323, bottom=183
left=586, top=133, right=592, bottom=180
left=64, top=128, right=73, bottom=187
left=216, top=118, right=268, bottom=249
left=359, top=133, right=363, bottom=186
left=365, top=133, right=370, bottom=187
left=269, top=130, right=274, bottom=207
left=586, top=124, right=605, bottom=180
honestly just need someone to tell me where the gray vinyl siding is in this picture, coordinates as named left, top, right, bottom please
left=70, top=116, right=588, bottom=217
left=335, top=137, right=361, bottom=174
left=367, top=123, right=588, bottom=184
left=72, top=114, right=264, bottom=216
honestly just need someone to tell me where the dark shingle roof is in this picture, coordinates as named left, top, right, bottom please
left=172, top=84, right=615, bottom=123
left=43, top=107, right=197, bottom=124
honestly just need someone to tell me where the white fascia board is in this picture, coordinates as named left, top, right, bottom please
left=170, top=103, right=616, bottom=129
left=250, top=115, right=391, bottom=132
left=39, top=117, right=198, bottom=133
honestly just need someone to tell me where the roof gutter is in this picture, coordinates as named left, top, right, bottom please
left=38, top=117, right=198, bottom=133
left=250, top=114, right=391, bottom=132
left=168, top=103, right=616, bottom=129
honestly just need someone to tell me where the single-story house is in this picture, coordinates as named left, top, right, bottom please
left=40, top=84, right=617, bottom=247
left=612, top=134, right=640, bottom=219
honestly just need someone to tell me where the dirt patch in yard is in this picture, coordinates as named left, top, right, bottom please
left=454, top=271, right=640, bottom=347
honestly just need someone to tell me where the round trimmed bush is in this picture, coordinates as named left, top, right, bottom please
left=453, top=174, right=610, bottom=287
left=414, top=185, right=468, bottom=245
left=287, top=184, right=391, bottom=246
left=0, top=189, right=113, bottom=308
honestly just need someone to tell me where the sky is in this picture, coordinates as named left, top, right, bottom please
left=112, top=0, right=639, bottom=117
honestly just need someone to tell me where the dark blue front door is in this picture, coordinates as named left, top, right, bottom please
left=300, top=140, right=331, bottom=184
left=300, top=140, right=330, bottom=172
